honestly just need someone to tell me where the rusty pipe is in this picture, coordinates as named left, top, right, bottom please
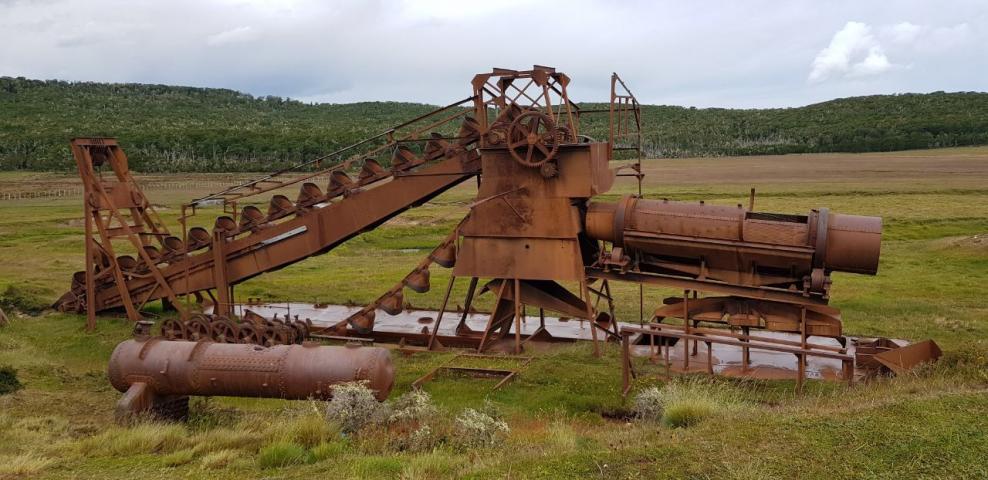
left=108, top=339, right=395, bottom=412
left=586, top=196, right=881, bottom=276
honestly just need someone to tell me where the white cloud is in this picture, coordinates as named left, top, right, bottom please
left=849, top=46, right=893, bottom=77
left=809, top=21, right=892, bottom=82
left=206, top=26, right=257, bottom=46
left=886, top=21, right=923, bottom=44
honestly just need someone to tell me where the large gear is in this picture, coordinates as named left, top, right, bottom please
left=507, top=111, right=561, bottom=167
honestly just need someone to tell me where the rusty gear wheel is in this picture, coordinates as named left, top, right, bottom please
left=261, top=326, right=290, bottom=347
left=508, top=111, right=560, bottom=167
left=186, top=314, right=213, bottom=342
left=237, top=322, right=261, bottom=344
left=289, top=321, right=307, bottom=344
left=539, top=161, right=559, bottom=178
left=210, top=318, right=239, bottom=343
left=272, top=326, right=292, bottom=345
left=160, top=317, right=187, bottom=340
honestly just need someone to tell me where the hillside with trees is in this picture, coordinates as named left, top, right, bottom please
left=2, top=76, right=987, bottom=172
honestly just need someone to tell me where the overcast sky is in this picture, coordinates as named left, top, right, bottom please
left=1, top=0, right=985, bottom=108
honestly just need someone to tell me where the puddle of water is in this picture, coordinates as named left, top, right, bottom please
left=217, top=302, right=618, bottom=341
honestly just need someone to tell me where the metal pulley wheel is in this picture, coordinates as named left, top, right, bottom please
left=261, top=326, right=291, bottom=347
left=508, top=111, right=561, bottom=167
left=237, top=322, right=261, bottom=344
left=210, top=317, right=239, bottom=343
left=186, top=314, right=213, bottom=341
left=160, top=317, right=187, bottom=340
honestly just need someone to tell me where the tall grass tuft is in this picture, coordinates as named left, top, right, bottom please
left=76, top=422, right=189, bottom=457
left=199, top=448, right=241, bottom=469
left=256, top=441, right=313, bottom=469
left=311, top=440, right=349, bottom=461
left=633, top=378, right=748, bottom=428
left=160, top=449, right=195, bottom=467
left=0, top=453, right=54, bottom=476
left=268, top=412, right=340, bottom=448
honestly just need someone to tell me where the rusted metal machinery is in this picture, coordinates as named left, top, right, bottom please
left=59, top=66, right=937, bottom=389
left=586, top=197, right=882, bottom=338
left=56, top=99, right=484, bottom=326
left=158, top=310, right=313, bottom=346
left=109, top=326, right=394, bottom=422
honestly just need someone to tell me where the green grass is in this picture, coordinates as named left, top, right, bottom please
left=256, top=441, right=313, bottom=469
left=0, top=148, right=987, bottom=478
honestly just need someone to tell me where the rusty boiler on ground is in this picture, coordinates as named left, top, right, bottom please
left=108, top=336, right=394, bottom=422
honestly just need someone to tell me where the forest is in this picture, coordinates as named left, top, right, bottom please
left=2, top=76, right=987, bottom=172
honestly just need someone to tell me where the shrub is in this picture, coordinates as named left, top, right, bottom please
left=632, top=386, right=664, bottom=422
left=0, top=365, right=23, bottom=395
left=256, top=441, right=313, bottom=469
left=326, top=381, right=388, bottom=434
left=388, top=423, right=443, bottom=453
left=388, top=389, right=437, bottom=424
left=452, top=408, right=509, bottom=448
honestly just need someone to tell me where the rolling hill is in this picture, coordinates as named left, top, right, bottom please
left=2, top=76, right=987, bottom=172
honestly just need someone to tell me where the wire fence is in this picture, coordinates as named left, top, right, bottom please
left=0, top=180, right=253, bottom=202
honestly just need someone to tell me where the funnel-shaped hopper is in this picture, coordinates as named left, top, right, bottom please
left=349, top=309, right=376, bottom=334
left=379, top=290, right=405, bottom=315
left=404, top=267, right=431, bottom=293
left=430, top=241, right=456, bottom=268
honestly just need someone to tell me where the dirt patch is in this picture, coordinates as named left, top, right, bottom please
left=597, top=407, right=635, bottom=423
left=932, top=234, right=988, bottom=252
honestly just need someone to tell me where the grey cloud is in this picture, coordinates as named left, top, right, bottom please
left=0, top=0, right=985, bottom=108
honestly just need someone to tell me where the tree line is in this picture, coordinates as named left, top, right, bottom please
left=2, top=76, right=987, bottom=172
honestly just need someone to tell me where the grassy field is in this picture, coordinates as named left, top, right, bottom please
left=1, top=147, right=987, bottom=478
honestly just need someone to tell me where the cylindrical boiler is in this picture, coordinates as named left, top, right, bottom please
left=585, top=196, right=881, bottom=289
left=109, top=339, right=395, bottom=402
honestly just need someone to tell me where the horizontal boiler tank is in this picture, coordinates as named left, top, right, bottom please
left=585, top=196, right=881, bottom=284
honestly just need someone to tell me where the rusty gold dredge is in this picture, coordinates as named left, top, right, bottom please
left=52, top=66, right=940, bottom=420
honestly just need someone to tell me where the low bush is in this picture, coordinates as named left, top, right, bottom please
left=632, top=386, right=665, bottom=421
left=388, top=389, right=437, bottom=424
left=326, top=382, right=389, bottom=434
left=452, top=408, right=509, bottom=449
left=0, top=365, right=23, bottom=395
